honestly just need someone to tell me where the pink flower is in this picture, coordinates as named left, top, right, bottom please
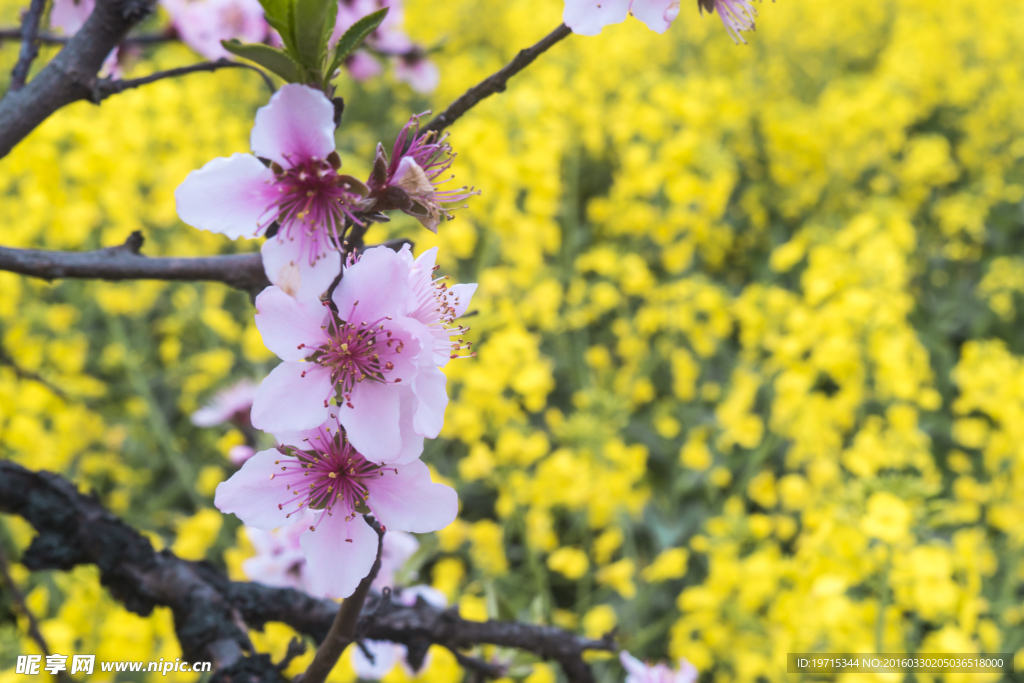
left=50, top=0, right=94, bottom=35
left=396, top=583, right=446, bottom=608
left=620, top=652, right=698, bottom=683
left=562, top=0, right=680, bottom=36
left=393, top=54, right=439, bottom=95
left=214, top=417, right=458, bottom=598
left=699, top=0, right=756, bottom=43
left=368, top=114, right=478, bottom=233
left=351, top=585, right=446, bottom=678
left=329, top=0, right=439, bottom=93
left=352, top=640, right=399, bottom=679
left=249, top=245, right=459, bottom=464
left=373, top=529, right=419, bottom=590
left=331, top=0, right=412, bottom=54
left=229, top=444, right=257, bottom=465
left=241, top=511, right=311, bottom=592
left=161, top=0, right=269, bottom=61
left=175, top=84, right=371, bottom=303
left=192, top=378, right=259, bottom=427
left=345, top=50, right=385, bottom=81
left=400, top=246, right=477, bottom=368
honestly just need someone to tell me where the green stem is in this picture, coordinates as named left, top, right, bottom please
left=108, top=316, right=201, bottom=508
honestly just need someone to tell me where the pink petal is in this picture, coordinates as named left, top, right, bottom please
left=394, top=57, right=439, bottom=94
left=446, top=283, right=477, bottom=319
left=214, top=449, right=294, bottom=530
left=261, top=237, right=342, bottom=304
left=620, top=652, right=650, bottom=680
left=332, top=245, right=411, bottom=320
left=251, top=362, right=334, bottom=432
left=409, top=245, right=435, bottom=272
left=345, top=50, right=384, bottom=81
left=412, top=364, right=447, bottom=439
left=338, top=379, right=402, bottom=462
left=229, top=445, right=256, bottom=465
left=398, top=584, right=447, bottom=608
left=251, top=84, right=337, bottom=167
left=562, top=0, right=631, bottom=35
left=300, top=512, right=379, bottom=598
left=351, top=640, right=398, bottom=679
left=271, top=417, right=339, bottom=455
left=389, top=386, right=425, bottom=465
left=366, top=458, right=458, bottom=533
left=175, top=153, right=276, bottom=239
left=630, top=0, right=681, bottom=33
left=50, top=0, right=95, bottom=35
left=255, top=286, right=330, bottom=361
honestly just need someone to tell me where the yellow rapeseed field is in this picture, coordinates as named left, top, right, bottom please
left=3, top=0, right=1024, bottom=680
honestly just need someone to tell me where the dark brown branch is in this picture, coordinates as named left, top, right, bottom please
left=0, top=461, right=613, bottom=683
left=9, top=0, right=48, bottom=90
left=299, top=519, right=384, bottom=683
left=422, top=23, right=571, bottom=135
left=0, top=231, right=271, bottom=295
left=0, top=233, right=415, bottom=295
left=0, top=0, right=159, bottom=158
left=91, top=58, right=275, bottom=102
left=0, top=27, right=175, bottom=44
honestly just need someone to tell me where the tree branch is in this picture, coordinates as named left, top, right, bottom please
left=0, top=233, right=415, bottom=295
left=299, top=518, right=384, bottom=683
left=91, top=58, right=276, bottom=102
left=422, top=23, right=572, bottom=135
left=0, top=461, right=613, bottom=683
left=9, top=0, right=48, bottom=90
left=0, top=0, right=157, bottom=158
left=0, top=231, right=271, bottom=295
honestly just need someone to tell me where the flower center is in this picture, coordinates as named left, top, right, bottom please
left=306, top=302, right=403, bottom=406
left=265, top=156, right=365, bottom=263
left=271, top=427, right=396, bottom=538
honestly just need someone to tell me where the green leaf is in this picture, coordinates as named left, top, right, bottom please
left=327, top=7, right=388, bottom=77
left=221, top=40, right=304, bottom=83
left=292, top=0, right=339, bottom=75
left=257, top=0, right=297, bottom=53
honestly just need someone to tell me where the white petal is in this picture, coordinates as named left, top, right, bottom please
left=366, top=459, right=458, bottom=534
left=261, top=237, right=342, bottom=304
left=301, top=512, right=378, bottom=598
left=251, top=362, right=334, bottom=432
left=175, top=153, right=276, bottom=239
left=214, top=449, right=294, bottom=530
left=562, top=0, right=631, bottom=35
left=254, top=285, right=329, bottom=361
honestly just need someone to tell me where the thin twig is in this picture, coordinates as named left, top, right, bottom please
left=0, top=460, right=611, bottom=683
left=450, top=650, right=507, bottom=679
left=422, top=23, right=572, bottom=134
left=0, top=540, right=50, bottom=659
left=9, top=0, right=48, bottom=90
left=0, top=27, right=176, bottom=45
left=91, top=58, right=275, bottom=102
left=299, top=518, right=385, bottom=683
left=275, top=637, right=308, bottom=672
left=0, top=345, right=68, bottom=400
